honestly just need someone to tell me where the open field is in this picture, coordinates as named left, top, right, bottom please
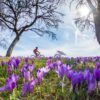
left=0, top=56, right=100, bottom=100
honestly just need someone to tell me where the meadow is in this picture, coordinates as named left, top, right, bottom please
left=0, top=56, right=100, bottom=100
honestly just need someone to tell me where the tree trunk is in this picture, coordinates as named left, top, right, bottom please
left=6, top=36, right=19, bottom=57
left=93, top=1, right=100, bottom=44
left=93, top=11, right=100, bottom=44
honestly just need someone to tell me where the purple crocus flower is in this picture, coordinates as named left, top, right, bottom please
left=71, top=72, right=79, bottom=91
left=93, top=67, right=100, bottom=82
left=15, top=58, right=21, bottom=66
left=66, top=57, right=71, bottom=61
left=28, top=78, right=37, bottom=93
left=67, top=71, right=84, bottom=92
left=0, top=74, right=19, bottom=93
left=22, top=82, right=29, bottom=95
left=84, top=68, right=90, bottom=80
left=8, top=60, right=13, bottom=67
left=56, top=64, right=67, bottom=79
left=24, top=63, right=29, bottom=69
left=24, top=71, right=30, bottom=81
left=78, top=71, right=84, bottom=83
left=6, top=74, right=19, bottom=93
left=22, top=78, right=37, bottom=95
left=12, top=59, right=18, bottom=69
left=7, top=60, right=14, bottom=74
left=46, top=58, right=53, bottom=69
left=87, top=73, right=96, bottom=93
left=7, top=66, right=13, bottom=74
left=25, top=57, right=29, bottom=63
left=56, top=60, right=62, bottom=66
left=74, top=61, right=77, bottom=66
left=1, top=61, right=5, bottom=67
left=82, top=58, right=86, bottom=65
left=37, top=69, right=44, bottom=84
left=40, top=67, right=50, bottom=74
left=28, top=65, right=34, bottom=72
left=66, top=70, right=74, bottom=81
left=20, top=67, right=27, bottom=76
left=52, top=62, right=57, bottom=69
left=95, top=62, right=100, bottom=68
left=66, top=65, right=73, bottom=70
left=0, top=85, right=8, bottom=93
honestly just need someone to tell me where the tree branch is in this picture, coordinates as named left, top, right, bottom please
left=87, top=0, right=96, bottom=13
left=0, top=19, right=13, bottom=30
left=19, top=0, right=39, bottom=35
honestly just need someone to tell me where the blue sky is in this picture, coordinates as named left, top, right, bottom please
left=0, top=4, right=100, bottom=57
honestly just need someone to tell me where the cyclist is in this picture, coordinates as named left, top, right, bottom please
left=33, top=47, right=40, bottom=57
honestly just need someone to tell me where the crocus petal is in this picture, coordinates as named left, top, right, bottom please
left=0, top=85, right=7, bottom=93
left=66, top=70, right=74, bottom=81
left=93, top=68, right=100, bottom=81
left=37, top=69, right=44, bottom=84
left=22, top=82, right=29, bottom=95
left=88, top=74, right=96, bottom=93
left=28, top=65, right=34, bottom=72
left=24, top=71, right=30, bottom=81
left=71, top=72, right=79, bottom=91
left=28, top=78, right=37, bottom=93
left=1, top=61, right=5, bottom=67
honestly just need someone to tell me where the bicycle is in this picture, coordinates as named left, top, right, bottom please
left=31, top=53, right=45, bottom=58
left=54, top=50, right=66, bottom=58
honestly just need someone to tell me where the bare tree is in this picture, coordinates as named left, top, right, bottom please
left=68, top=0, right=100, bottom=44
left=0, top=0, right=64, bottom=57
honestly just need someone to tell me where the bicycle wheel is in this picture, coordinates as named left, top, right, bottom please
left=31, top=55, right=36, bottom=58
left=54, top=54, right=61, bottom=58
left=39, top=55, right=45, bottom=58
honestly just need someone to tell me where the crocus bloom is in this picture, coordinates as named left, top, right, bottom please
left=95, top=62, right=100, bottom=68
left=87, top=73, right=96, bottom=93
left=84, top=68, right=90, bottom=80
left=20, top=67, right=27, bottom=76
left=7, top=61, right=14, bottom=74
left=46, top=58, right=53, bottom=69
left=66, top=65, right=73, bottom=70
left=12, top=59, right=17, bottom=69
left=52, top=62, right=57, bottom=69
left=40, top=67, right=50, bottom=74
left=71, top=72, right=79, bottom=91
left=0, top=74, right=19, bottom=93
left=22, top=78, right=37, bottom=95
left=93, top=67, right=100, bottom=82
left=56, top=60, right=62, bottom=66
left=78, top=71, right=84, bottom=83
left=7, top=66, right=13, bottom=74
left=66, top=70, right=74, bottom=81
left=56, top=64, right=67, bottom=79
left=0, top=86, right=8, bottom=93
left=15, top=58, right=21, bottom=66
left=28, top=65, right=34, bottom=72
left=82, top=58, right=86, bottom=65
left=37, top=69, right=44, bottom=84
left=24, top=63, right=29, bottom=69
left=25, top=57, right=29, bottom=63
left=28, top=78, right=37, bottom=93
left=24, top=71, right=30, bottom=81
left=1, top=61, right=5, bottom=67
left=22, top=82, right=29, bottom=95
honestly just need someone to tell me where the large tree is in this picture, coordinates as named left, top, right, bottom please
left=68, top=0, right=100, bottom=44
left=0, top=0, right=64, bottom=57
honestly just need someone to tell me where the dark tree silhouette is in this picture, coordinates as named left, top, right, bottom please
left=68, top=0, right=100, bottom=44
left=0, top=0, right=64, bottom=57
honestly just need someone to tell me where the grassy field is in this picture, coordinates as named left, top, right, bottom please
left=0, top=57, right=100, bottom=100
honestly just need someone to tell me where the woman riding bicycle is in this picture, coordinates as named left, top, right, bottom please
left=33, top=47, right=40, bottom=57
